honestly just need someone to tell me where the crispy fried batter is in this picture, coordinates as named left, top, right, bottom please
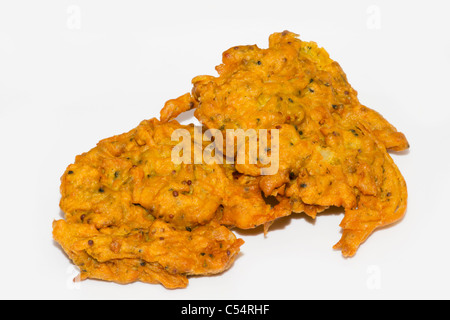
left=53, top=219, right=241, bottom=288
left=55, top=31, right=410, bottom=290
left=54, top=118, right=247, bottom=288
left=161, top=31, right=409, bottom=257
left=221, top=164, right=293, bottom=230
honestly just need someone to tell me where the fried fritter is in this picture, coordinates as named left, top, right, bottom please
left=60, top=119, right=225, bottom=228
left=53, top=219, right=242, bottom=288
left=160, top=31, right=409, bottom=257
left=221, top=164, right=294, bottom=231
left=54, top=118, right=248, bottom=288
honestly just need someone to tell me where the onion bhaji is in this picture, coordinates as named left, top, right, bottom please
left=160, top=31, right=409, bottom=257
left=53, top=118, right=256, bottom=288
left=54, top=31, right=410, bottom=289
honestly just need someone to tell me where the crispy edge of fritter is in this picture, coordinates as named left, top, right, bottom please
left=53, top=219, right=244, bottom=288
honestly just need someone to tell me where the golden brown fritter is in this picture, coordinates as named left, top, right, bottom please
left=221, top=164, right=294, bottom=231
left=53, top=219, right=242, bottom=288
left=54, top=118, right=248, bottom=288
left=160, top=31, right=409, bottom=257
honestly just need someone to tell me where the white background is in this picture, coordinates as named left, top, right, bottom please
left=1, top=0, right=449, bottom=300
